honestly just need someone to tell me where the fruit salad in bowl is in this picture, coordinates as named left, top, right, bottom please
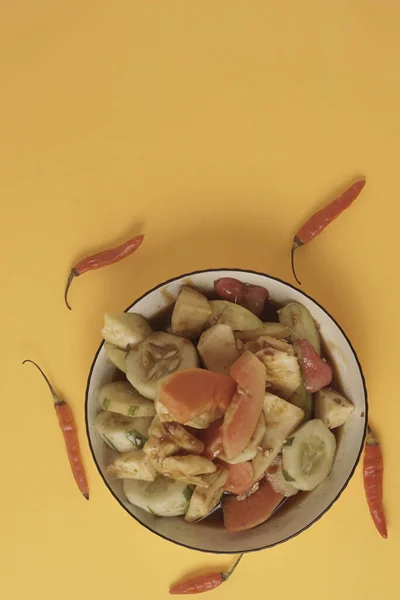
left=86, top=269, right=367, bottom=553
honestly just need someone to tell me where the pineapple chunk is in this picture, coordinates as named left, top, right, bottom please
left=171, top=286, right=212, bottom=338
left=106, top=449, right=157, bottom=481
left=314, top=387, right=354, bottom=429
left=198, top=324, right=240, bottom=375
left=251, top=393, right=304, bottom=481
left=255, top=340, right=301, bottom=399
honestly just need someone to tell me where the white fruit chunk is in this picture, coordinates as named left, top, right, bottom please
left=251, top=393, right=304, bottom=481
left=102, top=312, right=153, bottom=350
left=314, top=387, right=354, bottom=429
left=198, top=324, right=240, bottom=375
left=171, top=286, right=212, bottom=338
left=106, top=449, right=157, bottom=481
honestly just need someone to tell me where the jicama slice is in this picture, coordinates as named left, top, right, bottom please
left=102, top=312, right=153, bottom=350
left=123, top=476, right=192, bottom=516
left=314, top=387, right=354, bottom=429
left=279, top=303, right=321, bottom=355
left=94, top=411, right=152, bottom=452
left=282, top=419, right=336, bottom=491
left=99, top=381, right=156, bottom=418
left=106, top=449, right=157, bottom=481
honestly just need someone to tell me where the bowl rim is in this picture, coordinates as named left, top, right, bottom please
left=85, top=267, right=368, bottom=554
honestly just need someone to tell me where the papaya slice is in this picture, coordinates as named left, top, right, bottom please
left=221, top=352, right=266, bottom=460
left=222, top=461, right=254, bottom=496
left=222, top=478, right=283, bottom=532
left=158, top=369, right=236, bottom=426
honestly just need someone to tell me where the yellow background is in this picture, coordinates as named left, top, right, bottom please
left=1, top=2, right=398, bottom=598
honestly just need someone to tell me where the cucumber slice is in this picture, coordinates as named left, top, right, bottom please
left=289, top=384, right=313, bottom=422
left=94, top=411, right=152, bottom=453
left=99, top=381, right=156, bottom=418
left=123, top=476, right=192, bottom=516
left=278, top=303, right=321, bottom=356
left=234, top=323, right=290, bottom=341
left=207, top=301, right=262, bottom=331
left=102, top=312, right=153, bottom=350
left=126, top=332, right=199, bottom=400
left=104, top=342, right=128, bottom=373
left=282, top=419, right=336, bottom=491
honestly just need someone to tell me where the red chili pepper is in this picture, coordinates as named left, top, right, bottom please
left=64, top=233, right=144, bottom=309
left=363, top=426, right=387, bottom=538
left=23, top=360, right=89, bottom=500
left=170, top=554, right=243, bottom=595
left=291, top=179, right=366, bottom=284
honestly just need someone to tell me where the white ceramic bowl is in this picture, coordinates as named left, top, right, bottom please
left=85, top=269, right=368, bottom=554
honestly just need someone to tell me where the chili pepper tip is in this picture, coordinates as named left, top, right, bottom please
left=64, top=270, right=78, bottom=310
left=83, top=492, right=89, bottom=500
left=291, top=238, right=303, bottom=285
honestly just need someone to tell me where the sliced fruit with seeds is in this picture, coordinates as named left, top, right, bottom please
left=126, top=331, right=199, bottom=400
left=282, top=419, right=336, bottom=491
